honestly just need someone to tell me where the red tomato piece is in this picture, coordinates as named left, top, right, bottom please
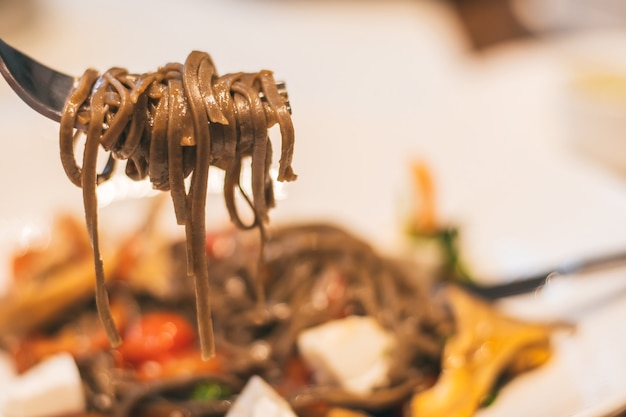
left=119, top=312, right=195, bottom=363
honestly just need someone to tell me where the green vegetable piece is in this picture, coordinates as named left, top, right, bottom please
left=191, top=382, right=233, bottom=401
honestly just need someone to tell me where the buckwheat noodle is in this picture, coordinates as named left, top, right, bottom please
left=59, top=51, right=296, bottom=359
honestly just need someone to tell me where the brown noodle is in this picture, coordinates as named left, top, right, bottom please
left=59, top=51, right=296, bottom=359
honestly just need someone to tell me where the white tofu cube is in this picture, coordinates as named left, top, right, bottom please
left=297, top=315, right=395, bottom=395
left=0, top=351, right=17, bottom=413
left=226, top=375, right=296, bottom=417
left=3, top=353, right=86, bottom=417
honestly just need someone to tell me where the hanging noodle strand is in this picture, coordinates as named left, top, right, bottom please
left=59, top=51, right=296, bottom=359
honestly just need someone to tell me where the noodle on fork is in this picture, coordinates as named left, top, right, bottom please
left=59, top=51, right=296, bottom=359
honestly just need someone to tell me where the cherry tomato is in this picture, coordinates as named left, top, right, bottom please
left=118, top=312, right=195, bottom=363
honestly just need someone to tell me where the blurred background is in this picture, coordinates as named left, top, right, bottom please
left=2, top=0, right=626, bottom=279
left=2, top=0, right=626, bottom=415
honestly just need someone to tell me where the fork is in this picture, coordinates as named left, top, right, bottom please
left=0, top=38, right=74, bottom=124
left=458, top=248, right=626, bottom=300
left=0, top=38, right=290, bottom=129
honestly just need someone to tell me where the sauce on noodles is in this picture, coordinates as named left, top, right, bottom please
left=59, top=51, right=296, bottom=359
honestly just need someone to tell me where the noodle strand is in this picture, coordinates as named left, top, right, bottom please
left=60, top=51, right=296, bottom=359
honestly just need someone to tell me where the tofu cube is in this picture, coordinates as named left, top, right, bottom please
left=226, top=375, right=297, bottom=417
left=3, top=353, right=86, bottom=417
left=297, top=315, right=396, bottom=395
left=0, top=351, right=17, bottom=413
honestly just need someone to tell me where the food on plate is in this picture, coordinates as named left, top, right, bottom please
left=58, top=51, right=296, bottom=357
left=404, top=160, right=470, bottom=284
left=0, top=213, right=554, bottom=417
left=410, top=286, right=552, bottom=417
left=3, top=353, right=85, bottom=417
left=0, top=215, right=117, bottom=335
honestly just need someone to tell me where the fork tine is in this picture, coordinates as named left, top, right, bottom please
left=0, top=38, right=75, bottom=122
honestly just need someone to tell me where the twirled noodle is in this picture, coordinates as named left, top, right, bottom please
left=59, top=51, right=296, bottom=359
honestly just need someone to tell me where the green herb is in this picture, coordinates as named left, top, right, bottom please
left=480, top=373, right=510, bottom=408
left=191, top=382, right=233, bottom=401
left=480, top=389, right=499, bottom=407
left=406, top=226, right=473, bottom=284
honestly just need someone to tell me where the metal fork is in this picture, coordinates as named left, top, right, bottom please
left=459, top=248, right=626, bottom=300
left=0, top=38, right=74, bottom=123
left=0, top=38, right=290, bottom=128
